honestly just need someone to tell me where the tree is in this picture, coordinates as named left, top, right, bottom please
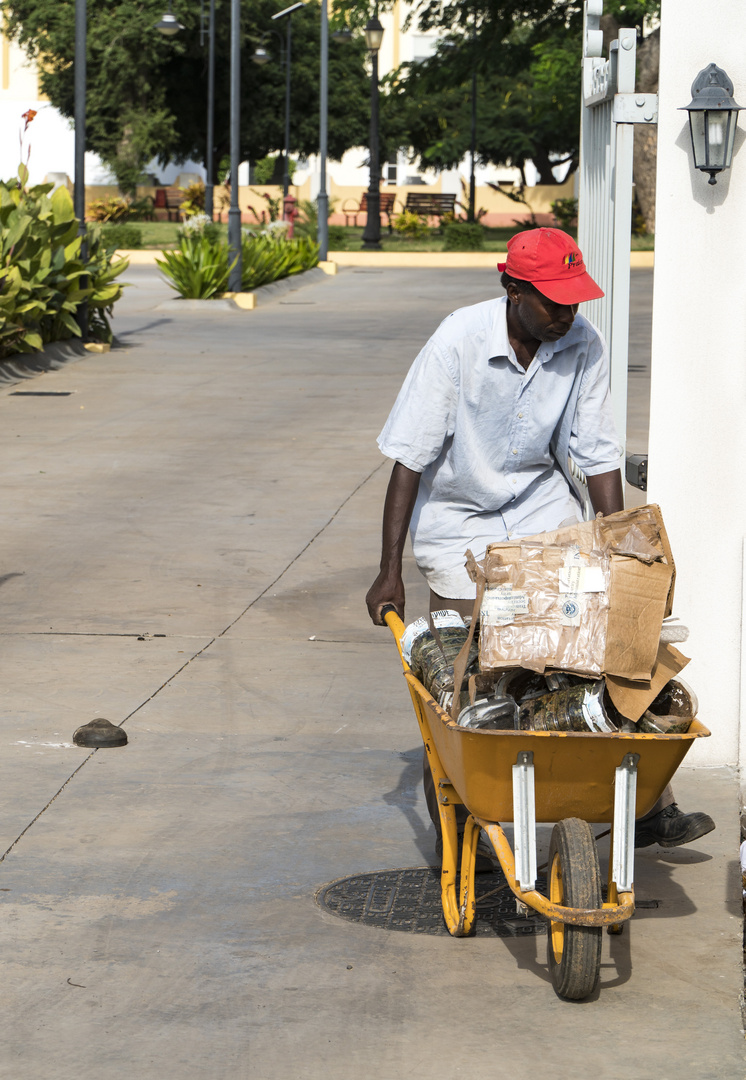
left=352, top=0, right=660, bottom=188
left=381, top=29, right=581, bottom=184
left=1, top=0, right=372, bottom=194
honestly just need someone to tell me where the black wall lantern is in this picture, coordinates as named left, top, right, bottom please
left=680, top=63, right=743, bottom=184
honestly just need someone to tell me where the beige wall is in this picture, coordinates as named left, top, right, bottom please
left=75, top=175, right=576, bottom=228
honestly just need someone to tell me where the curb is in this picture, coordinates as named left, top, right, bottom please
left=118, top=249, right=655, bottom=270
left=154, top=265, right=329, bottom=313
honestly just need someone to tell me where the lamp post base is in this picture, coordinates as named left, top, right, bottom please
left=361, top=190, right=382, bottom=250
left=228, top=205, right=243, bottom=292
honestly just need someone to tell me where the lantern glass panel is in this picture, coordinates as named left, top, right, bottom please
left=724, top=112, right=737, bottom=168
left=706, top=111, right=729, bottom=169
left=365, top=24, right=384, bottom=50
left=688, top=111, right=707, bottom=169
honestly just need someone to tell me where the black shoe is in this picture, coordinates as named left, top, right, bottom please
left=634, top=803, right=715, bottom=849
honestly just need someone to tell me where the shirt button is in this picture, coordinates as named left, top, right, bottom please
left=512, top=448, right=518, bottom=455
left=518, top=412, right=523, bottom=419
left=512, top=478, right=517, bottom=484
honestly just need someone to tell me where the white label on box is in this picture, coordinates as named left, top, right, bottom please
left=481, top=585, right=530, bottom=626
left=558, top=566, right=606, bottom=593
left=559, top=594, right=584, bottom=627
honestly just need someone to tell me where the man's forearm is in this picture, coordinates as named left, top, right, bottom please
left=379, top=462, right=421, bottom=572
left=366, top=462, right=421, bottom=624
left=586, top=468, right=624, bottom=517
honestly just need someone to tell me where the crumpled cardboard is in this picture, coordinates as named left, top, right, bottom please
left=605, top=642, right=690, bottom=721
left=469, top=505, right=678, bottom=691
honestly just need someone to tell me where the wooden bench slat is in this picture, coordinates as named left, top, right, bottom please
left=404, top=193, right=457, bottom=216
left=342, top=191, right=398, bottom=231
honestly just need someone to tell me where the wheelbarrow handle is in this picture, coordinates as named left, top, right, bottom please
left=381, top=606, right=407, bottom=659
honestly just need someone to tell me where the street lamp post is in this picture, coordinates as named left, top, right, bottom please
left=468, top=31, right=477, bottom=222
left=470, top=51, right=475, bottom=220
left=317, top=0, right=329, bottom=258
left=318, top=26, right=353, bottom=259
left=227, top=0, right=242, bottom=291
left=361, top=13, right=384, bottom=251
left=271, top=3, right=304, bottom=197
left=74, top=0, right=87, bottom=337
left=205, top=0, right=216, bottom=218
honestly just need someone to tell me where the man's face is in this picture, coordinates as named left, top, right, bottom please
left=508, top=282, right=578, bottom=343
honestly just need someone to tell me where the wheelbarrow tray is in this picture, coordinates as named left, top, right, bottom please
left=405, top=671, right=710, bottom=824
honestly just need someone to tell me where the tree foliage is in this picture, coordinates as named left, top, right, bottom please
left=1, top=0, right=372, bottom=193
left=368, top=0, right=660, bottom=182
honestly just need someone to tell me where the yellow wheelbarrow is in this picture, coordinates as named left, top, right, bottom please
left=383, top=607, right=711, bottom=1000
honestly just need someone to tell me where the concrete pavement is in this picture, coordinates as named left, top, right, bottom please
left=0, top=265, right=742, bottom=1079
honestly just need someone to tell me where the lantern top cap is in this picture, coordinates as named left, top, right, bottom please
left=681, top=63, right=744, bottom=112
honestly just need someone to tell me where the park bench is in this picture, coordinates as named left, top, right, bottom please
left=153, top=186, right=184, bottom=222
left=342, top=191, right=398, bottom=233
left=404, top=192, right=457, bottom=227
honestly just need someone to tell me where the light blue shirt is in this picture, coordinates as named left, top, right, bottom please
left=378, top=295, right=622, bottom=598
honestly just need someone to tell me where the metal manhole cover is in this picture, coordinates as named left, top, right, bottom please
left=317, top=867, right=548, bottom=937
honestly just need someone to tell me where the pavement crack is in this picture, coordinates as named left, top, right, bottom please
left=0, top=750, right=96, bottom=864
left=215, top=461, right=386, bottom=639
left=0, top=462, right=386, bottom=863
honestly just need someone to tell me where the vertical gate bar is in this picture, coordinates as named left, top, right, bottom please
left=611, top=118, right=634, bottom=453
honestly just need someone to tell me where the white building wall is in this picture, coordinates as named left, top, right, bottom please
left=647, top=0, right=746, bottom=770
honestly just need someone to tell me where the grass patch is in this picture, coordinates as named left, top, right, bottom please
left=107, top=219, right=655, bottom=253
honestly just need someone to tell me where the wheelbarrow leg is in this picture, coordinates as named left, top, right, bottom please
left=437, top=778, right=477, bottom=936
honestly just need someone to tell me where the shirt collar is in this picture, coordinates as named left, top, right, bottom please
left=487, top=294, right=586, bottom=365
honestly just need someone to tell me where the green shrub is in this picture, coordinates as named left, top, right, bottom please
left=0, top=166, right=128, bottom=356
left=327, top=225, right=347, bottom=249
left=393, top=209, right=429, bottom=239
left=98, top=223, right=143, bottom=250
left=442, top=222, right=485, bottom=251
left=87, top=196, right=132, bottom=223
left=551, top=198, right=578, bottom=231
left=85, top=230, right=131, bottom=344
left=179, top=181, right=206, bottom=218
left=127, top=195, right=155, bottom=221
left=156, top=235, right=233, bottom=299
left=156, top=232, right=320, bottom=299
left=240, top=234, right=319, bottom=291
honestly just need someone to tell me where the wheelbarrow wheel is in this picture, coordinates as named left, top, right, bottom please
left=547, top=817, right=602, bottom=1001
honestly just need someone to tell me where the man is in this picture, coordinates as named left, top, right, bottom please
left=366, top=227, right=714, bottom=852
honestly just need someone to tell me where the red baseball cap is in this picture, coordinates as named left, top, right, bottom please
left=497, top=228, right=604, bottom=304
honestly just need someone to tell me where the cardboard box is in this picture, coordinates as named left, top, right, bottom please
left=470, top=505, right=678, bottom=689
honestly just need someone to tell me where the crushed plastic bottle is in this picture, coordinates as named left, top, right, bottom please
left=457, top=695, right=518, bottom=730
left=635, top=678, right=697, bottom=734
left=405, top=610, right=479, bottom=700
left=517, top=680, right=618, bottom=733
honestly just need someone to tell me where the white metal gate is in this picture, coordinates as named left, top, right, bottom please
left=577, top=0, right=658, bottom=452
